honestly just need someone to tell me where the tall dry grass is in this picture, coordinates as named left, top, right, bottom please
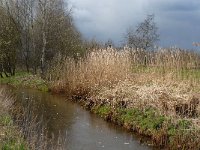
left=129, top=47, right=200, bottom=69
left=49, top=47, right=200, bottom=94
left=48, top=47, right=200, bottom=148
left=50, top=49, right=132, bottom=96
left=0, top=88, right=13, bottom=114
left=49, top=48, right=200, bottom=120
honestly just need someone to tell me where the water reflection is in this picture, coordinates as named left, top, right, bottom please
left=15, top=88, right=150, bottom=150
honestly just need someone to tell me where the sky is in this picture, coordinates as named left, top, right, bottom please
left=68, top=0, right=200, bottom=49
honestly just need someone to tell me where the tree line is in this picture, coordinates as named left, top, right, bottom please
left=0, top=0, right=85, bottom=77
left=0, top=0, right=161, bottom=78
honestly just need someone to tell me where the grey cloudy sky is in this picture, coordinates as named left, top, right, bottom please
left=68, top=0, right=200, bottom=49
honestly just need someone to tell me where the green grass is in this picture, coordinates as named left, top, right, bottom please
left=94, top=105, right=171, bottom=131
left=94, top=106, right=111, bottom=116
left=0, top=72, right=49, bottom=92
left=2, top=141, right=26, bottom=150
left=0, top=115, right=13, bottom=126
left=92, top=105, right=194, bottom=135
left=132, top=65, right=200, bottom=80
left=0, top=113, right=27, bottom=150
left=167, top=119, right=192, bottom=136
left=178, top=68, right=200, bottom=80
left=89, top=104, right=199, bottom=148
left=119, top=107, right=166, bottom=135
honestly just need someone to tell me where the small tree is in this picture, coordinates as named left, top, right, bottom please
left=193, top=42, right=200, bottom=47
left=105, top=39, right=114, bottom=48
left=126, top=14, right=159, bottom=50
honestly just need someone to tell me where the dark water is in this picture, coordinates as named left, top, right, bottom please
left=14, top=88, right=150, bottom=150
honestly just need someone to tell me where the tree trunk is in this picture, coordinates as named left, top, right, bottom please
left=40, top=27, right=46, bottom=76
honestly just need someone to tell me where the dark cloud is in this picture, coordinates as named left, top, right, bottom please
left=68, top=0, right=200, bottom=48
left=150, top=0, right=200, bottom=12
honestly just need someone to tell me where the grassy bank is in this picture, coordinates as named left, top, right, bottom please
left=0, top=88, right=27, bottom=149
left=0, top=86, right=66, bottom=150
left=0, top=72, right=48, bottom=92
left=49, top=48, right=200, bottom=149
left=84, top=101, right=200, bottom=149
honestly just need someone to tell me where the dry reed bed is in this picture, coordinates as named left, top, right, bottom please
left=50, top=49, right=131, bottom=95
left=50, top=48, right=200, bottom=148
left=50, top=48, right=200, bottom=121
left=0, top=89, right=12, bottom=114
left=129, top=47, right=200, bottom=69
left=92, top=78, right=200, bottom=124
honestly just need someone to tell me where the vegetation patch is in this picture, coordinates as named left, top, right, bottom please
left=86, top=102, right=200, bottom=149
left=0, top=115, right=13, bottom=126
left=50, top=49, right=200, bottom=149
left=0, top=72, right=49, bottom=92
left=0, top=87, right=67, bottom=149
left=0, top=89, right=27, bottom=150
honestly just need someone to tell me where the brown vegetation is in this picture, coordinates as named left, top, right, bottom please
left=49, top=48, right=200, bottom=148
left=49, top=49, right=131, bottom=96
left=175, top=96, right=199, bottom=118
left=50, top=48, right=200, bottom=118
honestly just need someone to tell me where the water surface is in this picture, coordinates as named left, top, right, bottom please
left=14, top=88, right=150, bottom=150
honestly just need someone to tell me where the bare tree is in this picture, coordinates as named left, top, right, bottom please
left=193, top=42, right=200, bottom=47
left=0, top=4, right=20, bottom=76
left=37, top=0, right=48, bottom=76
left=36, top=0, right=82, bottom=75
left=0, top=0, right=85, bottom=76
left=126, top=14, right=159, bottom=50
left=3, top=0, right=36, bottom=72
left=105, top=39, right=114, bottom=48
